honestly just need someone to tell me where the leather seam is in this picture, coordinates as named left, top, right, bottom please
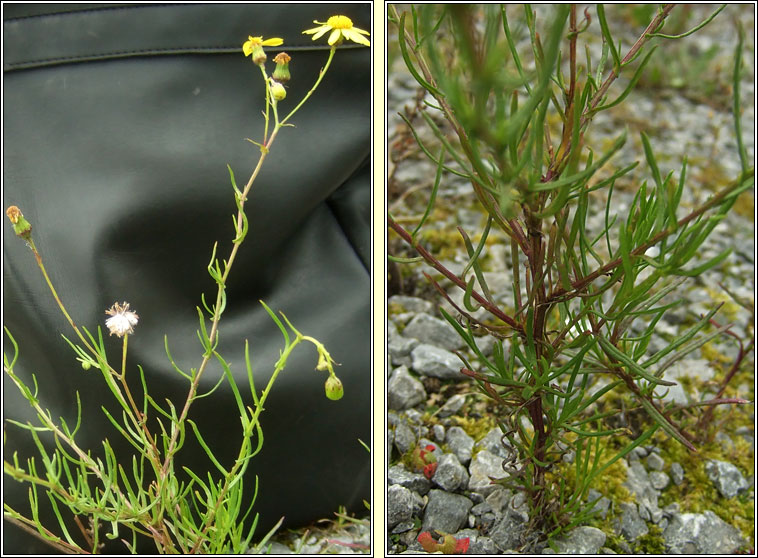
left=4, top=43, right=356, bottom=71
left=4, top=4, right=189, bottom=22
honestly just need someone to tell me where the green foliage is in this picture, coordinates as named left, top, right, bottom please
left=3, top=19, right=358, bottom=554
left=388, top=4, right=753, bottom=546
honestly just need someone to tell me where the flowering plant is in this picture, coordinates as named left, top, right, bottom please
left=4, top=14, right=368, bottom=554
left=389, top=4, right=752, bottom=549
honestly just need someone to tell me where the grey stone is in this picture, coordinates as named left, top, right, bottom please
left=445, top=426, right=475, bottom=466
left=387, top=410, right=405, bottom=427
left=431, top=423, right=445, bottom=442
left=405, top=408, right=424, bottom=424
left=587, top=489, right=611, bottom=519
left=662, top=502, right=680, bottom=517
left=262, top=542, right=293, bottom=554
left=388, top=366, right=426, bottom=410
left=646, top=452, right=665, bottom=471
left=487, top=494, right=530, bottom=552
left=387, top=318, right=399, bottom=339
left=432, top=453, right=469, bottom=492
left=663, top=511, right=746, bottom=554
left=410, top=344, right=463, bottom=380
left=421, top=489, right=473, bottom=534
left=388, top=335, right=418, bottom=368
left=389, top=295, right=435, bottom=315
left=735, top=425, right=754, bottom=451
left=631, top=446, right=649, bottom=459
left=389, top=520, right=416, bottom=534
left=705, top=459, right=750, bottom=498
left=473, top=333, right=497, bottom=357
left=614, top=502, right=649, bottom=541
left=454, top=529, right=499, bottom=555
left=623, top=459, right=661, bottom=522
left=546, top=526, right=607, bottom=554
left=649, top=471, right=671, bottom=491
left=471, top=501, right=492, bottom=516
left=437, top=393, right=466, bottom=418
left=388, top=485, right=416, bottom=528
left=485, top=487, right=513, bottom=517
left=475, top=427, right=514, bottom=459
left=716, top=431, right=737, bottom=453
left=670, top=462, right=685, bottom=485
left=388, top=464, right=433, bottom=496
left=392, top=420, right=417, bottom=455
left=659, top=358, right=715, bottom=405
left=403, top=313, right=465, bottom=351
left=468, top=450, right=508, bottom=496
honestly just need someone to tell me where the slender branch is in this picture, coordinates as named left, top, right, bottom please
left=547, top=169, right=754, bottom=303
left=582, top=4, right=676, bottom=126
left=388, top=214, right=524, bottom=333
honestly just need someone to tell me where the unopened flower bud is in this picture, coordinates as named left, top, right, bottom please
left=272, top=52, right=291, bottom=83
left=324, top=375, right=343, bottom=400
left=6, top=206, right=32, bottom=241
left=270, top=80, right=287, bottom=101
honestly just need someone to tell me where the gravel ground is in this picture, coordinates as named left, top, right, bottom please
left=387, top=5, right=754, bottom=555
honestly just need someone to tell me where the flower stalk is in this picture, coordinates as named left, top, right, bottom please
left=4, top=13, right=367, bottom=554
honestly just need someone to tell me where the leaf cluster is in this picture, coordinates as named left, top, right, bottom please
left=389, top=3, right=752, bottom=542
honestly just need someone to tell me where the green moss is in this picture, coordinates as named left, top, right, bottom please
left=703, top=287, right=744, bottom=324
left=700, top=340, right=735, bottom=368
left=677, top=374, right=698, bottom=398
left=656, top=434, right=754, bottom=547
left=634, top=524, right=666, bottom=554
left=449, top=413, right=497, bottom=445
left=418, top=227, right=464, bottom=261
left=731, top=190, right=755, bottom=220
left=388, top=301, right=406, bottom=317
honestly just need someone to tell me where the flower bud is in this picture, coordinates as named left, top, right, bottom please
left=251, top=45, right=267, bottom=65
left=272, top=52, right=291, bottom=83
left=242, top=36, right=283, bottom=66
left=270, top=80, right=287, bottom=101
left=324, top=375, right=343, bottom=400
left=6, top=206, right=32, bottom=241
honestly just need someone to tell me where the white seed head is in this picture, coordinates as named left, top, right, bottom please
left=105, top=301, right=139, bottom=337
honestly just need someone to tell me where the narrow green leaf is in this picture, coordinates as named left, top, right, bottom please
left=638, top=397, right=696, bottom=451
left=187, top=420, right=229, bottom=476
left=597, top=335, right=676, bottom=386
left=596, top=6, right=620, bottom=73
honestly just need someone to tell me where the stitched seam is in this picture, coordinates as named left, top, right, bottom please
left=4, top=43, right=358, bottom=70
left=4, top=4, right=184, bottom=22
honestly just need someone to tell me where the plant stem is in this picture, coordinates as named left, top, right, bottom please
left=26, top=240, right=98, bottom=359
left=189, top=331, right=306, bottom=553
left=280, top=47, right=336, bottom=126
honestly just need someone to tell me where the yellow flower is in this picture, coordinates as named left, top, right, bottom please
left=242, top=35, right=284, bottom=56
left=302, top=15, right=370, bottom=46
left=242, top=35, right=284, bottom=64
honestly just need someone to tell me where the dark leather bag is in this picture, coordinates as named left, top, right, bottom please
left=3, top=4, right=370, bottom=553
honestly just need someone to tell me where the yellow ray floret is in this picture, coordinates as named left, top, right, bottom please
left=303, top=15, right=370, bottom=46
left=242, top=35, right=284, bottom=57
